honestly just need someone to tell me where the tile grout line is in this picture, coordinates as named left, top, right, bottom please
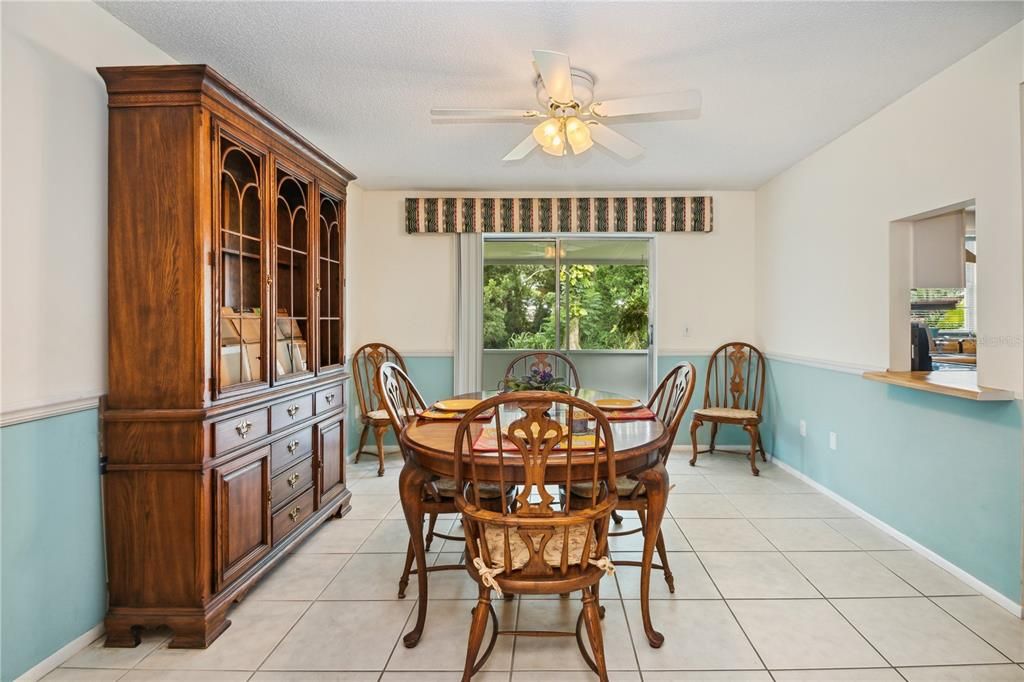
left=925, top=595, right=1018, bottom=665
left=685, top=539, right=772, bottom=675
left=250, top=512, right=394, bottom=675
left=378, top=594, right=421, bottom=677
left=100, top=461, right=1017, bottom=681
left=774, top=515, right=1015, bottom=670
left=607, top=535, right=645, bottom=677
left=747, top=507, right=904, bottom=672
left=507, top=594, right=522, bottom=679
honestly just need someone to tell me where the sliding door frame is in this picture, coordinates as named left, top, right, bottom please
left=480, top=233, right=657, bottom=396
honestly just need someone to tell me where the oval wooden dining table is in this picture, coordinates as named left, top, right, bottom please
left=397, top=388, right=672, bottom=650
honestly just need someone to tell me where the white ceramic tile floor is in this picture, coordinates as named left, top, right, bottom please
left=50, top=450, right=1024, bottom=681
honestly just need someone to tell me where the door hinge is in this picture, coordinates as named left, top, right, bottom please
left=267, top=489, right=272, bottom=503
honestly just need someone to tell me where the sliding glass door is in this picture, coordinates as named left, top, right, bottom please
left=481, top=236, right=653, bottom=398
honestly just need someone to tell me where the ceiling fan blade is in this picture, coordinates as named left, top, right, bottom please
left=532, top=50, right=574, bottom=104
left=591, top=90, right=702, bottom=118
left=502, top=133, right=539, bottom=161
left=588, top=122, right=644, bottom=159
left=431, top=108, right=541, bottom=121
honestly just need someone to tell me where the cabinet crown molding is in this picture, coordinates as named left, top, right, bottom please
left=98, top=64, right=356, bottom=185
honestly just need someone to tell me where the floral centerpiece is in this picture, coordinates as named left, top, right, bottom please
left=503, top=367, right=571, bottom=394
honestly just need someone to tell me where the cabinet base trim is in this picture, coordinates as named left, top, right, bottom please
left=103, top=487, right=351, bottom=649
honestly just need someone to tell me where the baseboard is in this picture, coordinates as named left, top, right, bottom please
left=14, top=623, right=105, bottom=681
left=770, top=457, right=1023, bottom=617
left=347, top=445, right=402, bottom=462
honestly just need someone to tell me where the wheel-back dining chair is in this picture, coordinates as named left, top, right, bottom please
left=689, top=342, right=767, bottom=475
left=502, top=350, right=581, bottom=391
left=353, top=342, right=405, bottom=476
left=454, top=392, right=618, bottom=681
left=570, top=361, right=695, bottom=593
left=377, top=362, right=514, bottom=598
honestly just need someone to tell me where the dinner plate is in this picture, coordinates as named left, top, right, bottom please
left=433, top=398, right=482, bottom=412
left=595, top=398, right=643, bottom=410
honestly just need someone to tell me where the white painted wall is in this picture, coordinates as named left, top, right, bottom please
left=656, top=191, right=757, bottom=354
left=347, top=190, right=757, bottom=356
left=755, top=23, right=1024, bottom=393
left=343, top=183, right=364, bottom=361
left=346, top=190, right=457, bottom=355
left=0, top=1, right=174, bottom=413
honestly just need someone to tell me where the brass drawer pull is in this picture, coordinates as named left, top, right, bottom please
left=324, top=393, right=336, bottom=405
left=288, top=505, right=302, bottom=521
left=287, top=472, right=301, bottom=488
left=235, top=420, right=253, bottom=438
left=286, top=403, right=301, bottom=418
left=286, top=439, right=300, bottom=453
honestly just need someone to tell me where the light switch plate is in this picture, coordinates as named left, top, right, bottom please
left=829, top=432, right=838, bottom=450
left=799, top=420, right=807, bottom=437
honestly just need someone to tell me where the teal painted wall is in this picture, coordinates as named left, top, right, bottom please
left=1, top=409, right=107, bottom=681
left=347, top=355, right=455, bottom=454
left=658, top=355, right=749, bottom=447
left=763, top=358, right=1023, bottom=603
left=345, top=353, right=747, bottom=456
left=4, top=354, right=1021, bottom=682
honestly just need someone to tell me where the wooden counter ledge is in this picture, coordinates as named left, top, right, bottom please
left=863, top=370, right=1014, bottom=401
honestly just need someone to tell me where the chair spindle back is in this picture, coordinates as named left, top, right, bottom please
left=353, top=343, right=406, bottom=418
left=648, top=361, right=696, bottom=461
left=375, top=362, right=427, bottom=457
left=454, top=392, right=616, bottom=580
left=703, top=342, right=766, bottom=414
left=502, top=351, right=581, bottom=391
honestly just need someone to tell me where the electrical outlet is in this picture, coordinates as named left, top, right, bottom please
left=829, top=432, right=838, bottom=450
left=799, top=420, right=807, bottom=437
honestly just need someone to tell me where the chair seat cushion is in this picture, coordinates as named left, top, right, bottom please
left=694, top=407, right=759, bottom=421
left=570, top=476, right=643, bottom=498
left=483, top=523, right=596, bottom=571
left=366, top=407, right=417, bottom=421
left=432, top=478, right=505, bottom=499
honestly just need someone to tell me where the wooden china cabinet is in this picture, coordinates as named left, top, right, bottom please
left=99, top=65, right=354, bottom=648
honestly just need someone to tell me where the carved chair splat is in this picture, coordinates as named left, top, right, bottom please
left=454, top=392, right=618, bottom=681
left=689, top=342, right=767, bottom=475
left=502, top=350, right=581, bottom=391
left=354, top=342, right=405, bottom=476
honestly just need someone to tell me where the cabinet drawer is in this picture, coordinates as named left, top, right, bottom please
left=271, top=455, right=313, bottom=510
left=214, top=408, right=269, bottom=455
left=271, top=426, right=313, bottom=473
left=271, top=394, right=314, bottom=432
left=272, top=487, right=315, bottom=543
left=314, top=386, right=343, bottom=414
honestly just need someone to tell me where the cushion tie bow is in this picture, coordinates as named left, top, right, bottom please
left=472, top=555, right=506, bottom=598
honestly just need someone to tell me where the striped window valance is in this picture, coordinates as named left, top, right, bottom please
left=405, top=196, right=713, bottom=234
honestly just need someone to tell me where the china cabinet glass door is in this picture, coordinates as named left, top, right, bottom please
left=218, top=133, right=267, bottom=392
left=318, top=190, right=344, bottom=370
left=274, top=169, right=311, bottom=380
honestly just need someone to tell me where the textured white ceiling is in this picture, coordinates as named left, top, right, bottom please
left=99, top=1, right=1022, bottom=190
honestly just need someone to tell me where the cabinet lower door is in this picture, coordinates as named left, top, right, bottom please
left=317, top=418, right=345, bottom=507
left=213, top=447, right=272, bottom=590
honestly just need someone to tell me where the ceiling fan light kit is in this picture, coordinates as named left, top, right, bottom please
left=432, top=49, right=701, bottom=162
left=532, top=114, right=593, bottom=157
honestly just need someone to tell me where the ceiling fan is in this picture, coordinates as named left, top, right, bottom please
left=431, top=49, right=701, bottom=161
